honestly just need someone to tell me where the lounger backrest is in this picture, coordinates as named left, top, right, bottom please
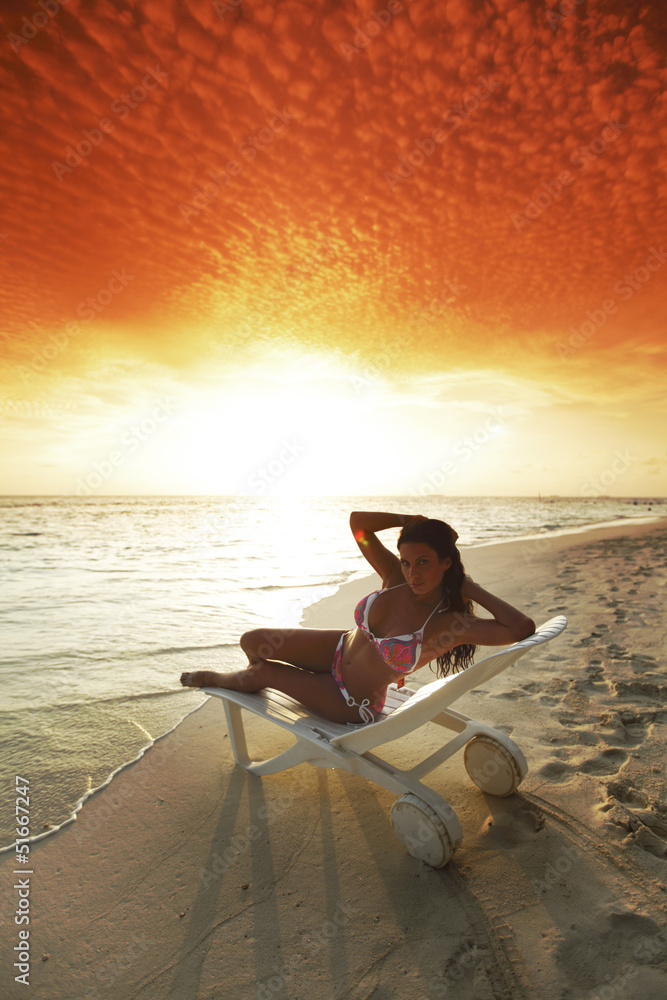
left=331, top=616, right=567, bottom=754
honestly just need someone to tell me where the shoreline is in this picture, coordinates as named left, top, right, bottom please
left=2, top=515, right=666, bottom=999
left=463, top=512, right=664, bottom=546
left=3, top=515, right=665, bottom=859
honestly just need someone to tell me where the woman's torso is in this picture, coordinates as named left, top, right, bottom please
left=340, top=583, right=454, bottom=702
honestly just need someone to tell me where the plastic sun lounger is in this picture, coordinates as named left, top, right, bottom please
left=204, top=616, right=568, bottom=867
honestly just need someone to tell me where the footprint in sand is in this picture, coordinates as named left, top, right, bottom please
left=613, top=679, right=667, bottom=700
left=578, top=748, right=628, bottom=775
left=551, top=717, right=599, bottom=747
left=556, top=908, right=665, bottom=989
left=577, top=631, right=606, bottom=647
left=605, top=780, right=648, bottom=807
left=538, top=677, right=569, bottom=705
left=480, top=801, right=546, bottom=848
left=598, top=712, right=649, bottom=747
left=599, top=780, right=667, bottom=858
left=629, top=653, right=658, bottom=674
left=536, top=760, right=575, bottom=783
left=536, top=749, right=628, bottom=783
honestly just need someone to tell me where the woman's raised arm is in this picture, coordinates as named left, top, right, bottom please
left=458, top=576, right=535, bottom=646
left=349, top=510, right=418, bottom=585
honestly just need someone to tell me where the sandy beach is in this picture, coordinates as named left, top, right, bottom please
left=2, top=519, right=666, bottom=1000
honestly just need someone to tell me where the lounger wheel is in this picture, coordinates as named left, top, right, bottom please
left=463, top=735, right=525, bottom=797
left=390, top=793, right=459, bottom=868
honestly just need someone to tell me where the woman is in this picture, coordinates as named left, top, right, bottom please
left=180, top=511, right=535, bottom=725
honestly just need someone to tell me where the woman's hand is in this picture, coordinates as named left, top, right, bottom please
left=460, top=574, right=475, bottom=600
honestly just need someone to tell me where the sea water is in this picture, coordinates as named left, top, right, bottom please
left=0, top=494, right=662, bottom=849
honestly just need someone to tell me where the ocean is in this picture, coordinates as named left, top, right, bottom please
left=0, top=494, right=663, bottom=851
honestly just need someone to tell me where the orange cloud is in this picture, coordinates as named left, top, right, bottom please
left=0, top=0, right=664, bottom=393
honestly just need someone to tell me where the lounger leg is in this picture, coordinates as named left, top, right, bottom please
left=222, top=701, right=337, bottom=775
left=245, top=741, right=329, bottom=776
left=223, top=701, right=252, bottom=767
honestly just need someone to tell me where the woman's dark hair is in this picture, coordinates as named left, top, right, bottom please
left=397, top=518, right=476, bottom=677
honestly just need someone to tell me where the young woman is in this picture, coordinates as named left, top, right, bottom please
left=180, top=511, right=536, bottom=725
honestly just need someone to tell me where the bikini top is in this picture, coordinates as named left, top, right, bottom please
left=353, top=583, right=446, bottom=674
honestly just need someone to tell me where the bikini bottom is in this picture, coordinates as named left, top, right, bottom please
left=331, top=631, right=385, bottom=725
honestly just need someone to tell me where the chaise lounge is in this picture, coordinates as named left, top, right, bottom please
left=203, top=615, right=568, bottom=867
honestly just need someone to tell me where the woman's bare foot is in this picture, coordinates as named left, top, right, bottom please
left=180, top=670, right=227, bottom=688
left=180, top=664, right=268, bottom=692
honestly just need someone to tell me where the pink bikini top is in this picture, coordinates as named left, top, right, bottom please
left=353, top=583, right=446, bottom=673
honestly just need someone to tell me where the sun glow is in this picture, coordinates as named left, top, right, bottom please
left=161, top=351, right=373, bottom=495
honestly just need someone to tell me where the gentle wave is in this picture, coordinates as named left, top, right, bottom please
left=0, top=699, right=207, bottom=855
left=0, top=687, right=193, bottom=717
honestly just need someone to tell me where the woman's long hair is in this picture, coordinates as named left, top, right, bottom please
left=397, top=518, right=476, bottom=677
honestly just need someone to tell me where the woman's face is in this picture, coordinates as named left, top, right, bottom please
left=399, top=542, right=451, bottom=596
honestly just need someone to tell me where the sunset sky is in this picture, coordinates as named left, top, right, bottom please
left=1, top=0, right=665, bottom=497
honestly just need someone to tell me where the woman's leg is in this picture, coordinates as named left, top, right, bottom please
left=181, top=632, right=363, bottom=723
left=239, top=628, right=347, bottom=672
left=180, top=628, right=366, bottom=721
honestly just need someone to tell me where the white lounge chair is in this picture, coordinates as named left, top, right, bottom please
left=204, top=616, right=567, bottom=867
